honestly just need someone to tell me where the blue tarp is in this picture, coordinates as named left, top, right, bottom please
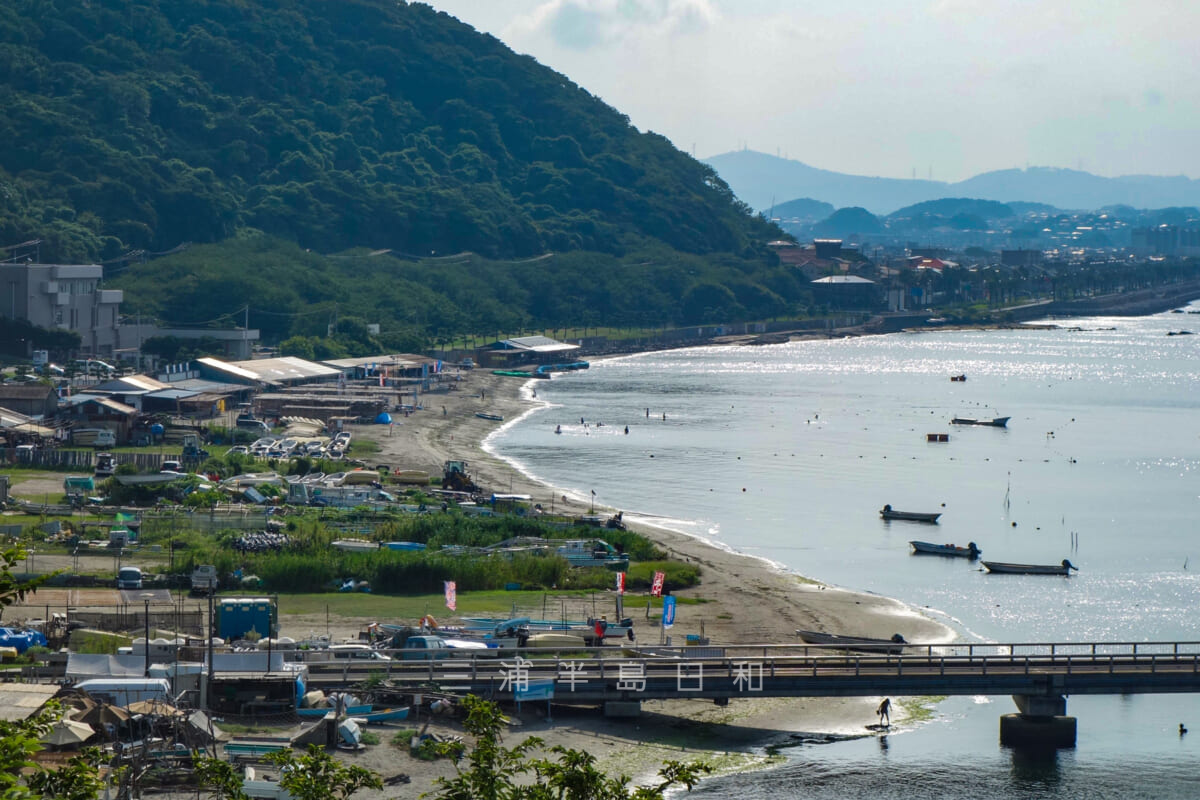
left=374, top=412, right=392, bottom=424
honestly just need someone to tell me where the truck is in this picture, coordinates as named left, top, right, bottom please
left=401, top=635, right=450, bottom=660
left=190, top=565, right=219, bottom=595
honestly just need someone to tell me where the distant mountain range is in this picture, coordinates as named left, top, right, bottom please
left=704, top=150, right=1200, bottom=216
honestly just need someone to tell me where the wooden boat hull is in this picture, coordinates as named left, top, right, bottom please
left=910, top=540, right=980, bottom=558
left=796, top=629, right=907, bottom=654
left=981, top=560, right=1077, bottom=575
left=880, top=508, right=941, bottom=522
left=951, top=417, right=1010, bottom=427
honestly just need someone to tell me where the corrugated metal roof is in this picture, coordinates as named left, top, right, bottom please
left=92, top=375, right=169, bottom=393
left=196, top=357, right=261, bottom=381
left=812, top=275, right=875, bottom=284
left=167, top=378, right=246, bottom=394
left=224, top=356, right=340, bottom=381
left=0, top=683, right=58, bottom=721
left=146, top=388, right=199, bottom=401
left=495, top=336, right=580, bottom=353
left=322, top=354, right=423, bottom=369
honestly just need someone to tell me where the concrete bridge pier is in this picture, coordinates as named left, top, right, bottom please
left=1000, top=694, right=1076, bottom=748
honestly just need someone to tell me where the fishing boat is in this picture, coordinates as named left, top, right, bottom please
left=880, top=504, right=941, bottom=523
left=981, top=559, right=1078, bottom=575
left=950, top=416, right=1010, bottom=427
left=475, top=412, right=503, bottom=421
left=910, top=540, right=981, bottom=558
left=796, top=629, right=907, bottom=654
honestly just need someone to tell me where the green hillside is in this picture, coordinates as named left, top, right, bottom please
left=0, top=0, right=776, bottom=266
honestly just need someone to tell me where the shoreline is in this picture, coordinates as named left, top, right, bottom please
left=351, top=349, right=956, bottom=794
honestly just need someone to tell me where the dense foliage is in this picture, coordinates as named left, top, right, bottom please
left=0, top=0, right=796, bottom=337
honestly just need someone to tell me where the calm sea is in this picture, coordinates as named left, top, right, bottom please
left=487, top=305, right=1200, bottom=798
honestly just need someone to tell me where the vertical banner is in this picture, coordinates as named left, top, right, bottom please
left=662, top=595, right=677, bottom=628
left=650, top=571, right=665, bottom=597
left=444, top=580, right=457, bottom=611
left=616, top=572, right=626, bottom=595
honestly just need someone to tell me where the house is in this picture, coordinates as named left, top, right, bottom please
left=58, top=396, right=137, bottom=443
left=810, top=275, right=879, bottom=310
left=479, top=336, right=580, bottom=368
left=0, top=384, right=58, bottom=417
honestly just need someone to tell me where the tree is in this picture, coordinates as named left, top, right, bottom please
left=194, top=743, right=382, bottom=800
left=428, top=695, right=709, bottom=800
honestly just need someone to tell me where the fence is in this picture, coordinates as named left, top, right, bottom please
left=0, top=448, right=185, bottom=471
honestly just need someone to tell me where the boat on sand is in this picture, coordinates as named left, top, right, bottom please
left=880, top=504, right=941, bottom=523
left=981, top=559, right=1078, bottom=575
left=796, top=629, right=907, bottom=654
left=910, top=540, right=980, bottom=558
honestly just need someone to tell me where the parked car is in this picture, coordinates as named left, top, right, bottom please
left=401, top=635, right=450, bottom=660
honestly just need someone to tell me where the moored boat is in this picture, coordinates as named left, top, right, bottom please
left=910, top=540, right=980, bottom=558
left=796, top=629, right=907, bottom=654
left=475, top=412, right=504, bottom=421
left=950, top=416, right=1010, bottom=427
left=297, top=704, right=372, bottom=718
left=981, top=559, right=1078, bottom=575
left=880, top=504, right=941, bottom=523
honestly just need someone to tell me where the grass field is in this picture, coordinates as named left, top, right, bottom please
left=274, top=589, right=705, bottom=620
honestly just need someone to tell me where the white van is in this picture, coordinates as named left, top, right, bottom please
left=72, top=428, right=117, bottom=448
left=117, top=566, right=143, bottom=590
left=328, top=644, right=392, bottom=661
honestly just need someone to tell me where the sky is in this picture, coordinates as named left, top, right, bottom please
left=423, top=0, right=1200, bottom=182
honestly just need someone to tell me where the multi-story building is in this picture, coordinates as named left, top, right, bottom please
left=0, top=263, right=123, bottom=356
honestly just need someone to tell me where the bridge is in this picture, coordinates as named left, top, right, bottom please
left=299, top=640, right=1200, bottom=747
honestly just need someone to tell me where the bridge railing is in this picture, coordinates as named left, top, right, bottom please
left=300, top=640, right=1200, bottom=686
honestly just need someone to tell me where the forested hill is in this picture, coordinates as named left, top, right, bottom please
left=0, top=0, right=775, bottom=263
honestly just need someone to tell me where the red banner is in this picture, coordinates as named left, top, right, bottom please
left=650, top=571, right=665, bottom=597
left=616, top=572, right=626, bottom=595
left=444, top=580, right=457, bottom=611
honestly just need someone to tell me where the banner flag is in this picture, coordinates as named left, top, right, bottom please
left=650, top=570, right=665, bottom=597
left=444, top=580, right=457, bottom=611
left=662, top=595, right=676, bottom=628
left=616, top=572, right=625, bottom=595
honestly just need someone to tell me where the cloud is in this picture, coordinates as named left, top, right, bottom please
left=512, top=0, right=719, bottom=51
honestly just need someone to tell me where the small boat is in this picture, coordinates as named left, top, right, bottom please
left=349, top=707, right=411, bottom=724
left=950, top=374, right=967, bottom=382
left=297, top=704, right=372, bottom=718
left=880, top=505, right=941, bottom=523
left=796, top=629, right=907, bottom=654
left=475, top=412, right=503, bottom=421
left=981, top=559, right=1078, bottom=575
left=951, top=416, right=1010, bottom=427
left=910, top=540, right=980, bottom=558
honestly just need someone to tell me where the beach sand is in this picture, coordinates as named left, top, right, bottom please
left=310, top=366, right=953, bottom=796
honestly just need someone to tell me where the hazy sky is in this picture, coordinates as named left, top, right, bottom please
left=423, top=0, right=1199, bottom=182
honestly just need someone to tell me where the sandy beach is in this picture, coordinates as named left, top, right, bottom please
left=318, top=363, right=954, bottom=796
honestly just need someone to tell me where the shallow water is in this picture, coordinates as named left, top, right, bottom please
left=488, top=306, right=1200, bottom=797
